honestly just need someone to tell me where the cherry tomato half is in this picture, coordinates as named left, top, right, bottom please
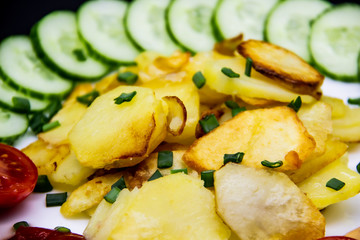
left=0, top=143, right=38, bottom=208
left=8, top=226, right=86, bottom=240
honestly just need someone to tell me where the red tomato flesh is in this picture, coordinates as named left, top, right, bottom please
left=0, top=143, right=38, bottom=208
left=8, top=226, right=86, bottom=240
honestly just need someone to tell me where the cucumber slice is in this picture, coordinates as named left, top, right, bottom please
left=125, top=0, right=179, bottom=55
left=166, top=0, right=218, bottom=53
left=213, top=0, right=279, bottom=41
left=0, top=76, right=50, bottom=112
left=0, top=36, right=73, bottom=99
left=0, top=107, right=29, bottom=145
left=77, top=0, right=140, bottom=65
left=30, top=11, right=110, bottom=81
left=265, top=0, right=331, bottom=62
left=309, top=4, right=360, bottom=82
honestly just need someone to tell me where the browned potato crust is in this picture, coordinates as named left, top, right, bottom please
left=183, top=106, right=316, bottom=172
left=237, top=40, right=324, bottom=97
left=162, top=96, right=187, bottom=136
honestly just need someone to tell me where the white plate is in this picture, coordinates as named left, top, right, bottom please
left=0, top=77, right=360, bottom=239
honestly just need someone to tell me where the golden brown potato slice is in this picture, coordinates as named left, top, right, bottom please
left=38, top=101, right=88, bottom=146
left=48, top=150, right=95, bottom=187
left=136, top=51, right=190, bottom=83
left=299, top=154, right=360, bottom=209
left=69, top=86, right=167, bottom=169
left=87, top=174, right=231, bottom=240
left=142, top=81, right=200, bottom=145
left=329, top=104, right=360, bottom=142
left=183, top=106, right=316, bottom=172
left=126, top=149, right=198, bottom=190
left=22, top=139, right=70, bottom=175
left=39, top=84, right=95, bottom=146
left=95, top=66, right=140, bottom=94
left=285, top=138, right=348, bottom=184
left=215, top=163, right=325, bottom=240
left=320, top=96, right=347, bottom=118
left=60, top=172, right=123, bottom=217
left=62, top=83, right=94, bottom=106
left=162, top=96, right=187, bottom=136
left=213, top=33, right=244, bottom=56
left=297, top=101, right=332, bottom=157
left=238, top=96, right=281, bottom=107
left=237, top=40, right=324, bottom=97
left=204, top=55, right=317, bottom=103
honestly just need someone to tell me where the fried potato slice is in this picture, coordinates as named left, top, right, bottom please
left=297, top=101, right=332, bottom=157
left=69, top=86, right=167, bottom=169
left=215, top=163, right=325, bottom=240
left=331, top=105, right=360, bottom=142
left=38, top=100, right=88, bottom=146
left=143, top=81, right=200, bottom=145
left=183, top=106, right=316, bottom=172
left=95, top=66, right=139, bottom=94
left=285, top=138, right=348, bottom=184
left=320, top=96, right=347, bottom=118
left=238, top=95, right=281, bottom=107
left=38, top=84, right=93, bottom=146
left=48, top=150, right=95, bottom=187
left=126, top=150, right=198, bottom=190
left=213, top=33, right=244, bottom=56
left=60, top=172, right=123, bottom=217
left=136, top=51, right=190, bottom=83
left=87, top=174, right=231, bottom=240
left=162, top=96, right=187, bottom=136
left=203, top=55, right=317, bottom=103
left=299, top=154, right=360, bottom=209
left=22, top=139, right=70, bottom=175
left=237, top=40, right=324, bottom=97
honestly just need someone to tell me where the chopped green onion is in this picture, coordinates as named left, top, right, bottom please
left=231, top=107, right=246, bottom=117
left=111, top=176, right=127, bottom=190
left=261, top=160, right=283, bottom=168
left=46, top=192, right=67, bottom=207
left=114, top=91, right=137, bottom=105
left=223, top=152, right=244, bottom=165
left=326, top=178, right=345, bottom=191
left=29, top=113, right=49, bottom=134
left=12, top=97, right=30, bottom=113
left=76, top=90, right=100, bottom=106
left=221, top=67, right=240, bottom=78
left=192, top=71, right=206, bottom=89
left=72, top=49, right=87, bottom=62
left=157, top=151, right=173, bottom=168
left=55, top=226, right=71, bottom=233
left=171, top=168, right=188, bottom=174
left=199, top=114, right=219, bottom=134
left=224, top=100, right=239, bottom=109
left=44, top=99, right=62, bottom=119
left=42, top=120, right=61, bottom=132
left=245, top=57, right=253, bottom=77
left=13, top=221, right=29, bottom=231
left=287, top=96, right=302, bottom=112
left=104, top=187, right=121, bottom=204
left=348, top=97, right=360, bottom=106
left=357, top=162, right=360, bottom=174
left=224, top=100, right=246, bottom=117
left=34, top=175, right=53, bottom=193
left=201, top=170, right=215, bottom=188
left=148, top=169, right=163, bottom=181
left=117, top=72, right=138, bottom=85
